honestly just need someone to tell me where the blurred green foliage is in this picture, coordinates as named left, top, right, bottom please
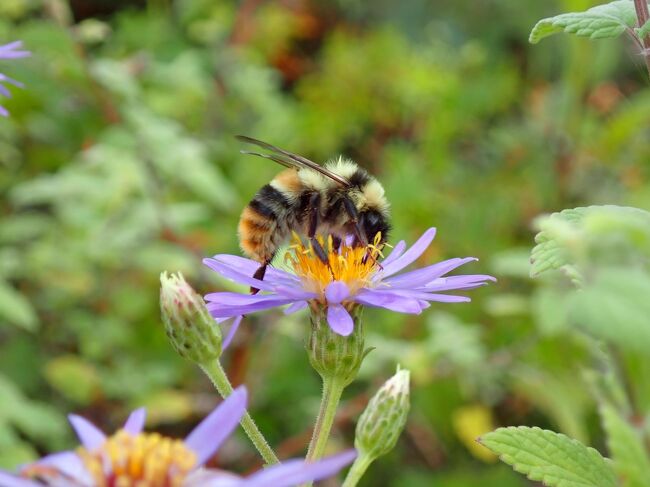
left=1, top=0, right=650, bottom=485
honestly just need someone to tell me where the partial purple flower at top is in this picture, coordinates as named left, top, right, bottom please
left=204, top=228, right=495, bottom=341
left=0, top=386, right=355, bottom=487
left=0, top=41, right=30, bottom=117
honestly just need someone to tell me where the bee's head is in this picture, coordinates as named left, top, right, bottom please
left=359, top=209, right=391, bottom=245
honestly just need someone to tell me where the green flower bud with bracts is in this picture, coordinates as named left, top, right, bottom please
left=355, top=367, right=410, bottom=460
left=160, top=271, right=222, bottom=364
left=307, top=303, right=370, bottom=386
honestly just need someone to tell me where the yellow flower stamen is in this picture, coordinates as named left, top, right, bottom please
left=286, top=233, right=385, bottom=298
left=77, top=430, right=197, bottom=487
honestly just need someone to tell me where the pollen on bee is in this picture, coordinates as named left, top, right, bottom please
left=285, top=232, right=385, bottom=297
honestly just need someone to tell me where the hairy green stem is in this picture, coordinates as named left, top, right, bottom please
left=302, top=376, right=346, bottom=486
left=341, top=454, right=374, bottom=487
left=201, top=361, right=279, bottom=465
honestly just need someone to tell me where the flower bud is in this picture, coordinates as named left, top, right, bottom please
left=355, top=368, right=410, bottom=460
left=160, top=272, right=222, bottom=364
left=307, top=304, right=368, bottom=386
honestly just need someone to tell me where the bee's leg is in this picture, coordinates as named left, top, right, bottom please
left=250, top=260, right=271, bottom=294
left=332, top=235, right=342, bottom=252
left=349, top=208, right=382, bottom=269
left=306, top=193, right=334, bottom=273
left=341, top=197, right=368, bottom=247
left=341, top=197, right=379, bottom=266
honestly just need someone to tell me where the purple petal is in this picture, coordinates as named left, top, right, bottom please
left=203, top=258, right=276, bottom=292
left=185, top=469, right=242, bottom=487
left=0, top=105, right=8, bottom=117
left=327, top=304, right=354, bottom=336
left=0, top=74, right=23, bottom=89
left=242, top=450, right=357, bottom=487
left=377, top=228, right=437, bottom=279
left=0, top=472, right=39, bottom=487
left=0, top=41, right=30, bottom=59
left=421, top=293, right=471, bottom=303
left=422, top=274, right=495, bottom=292
left=284, top=301, right=308, bottom=315
left=324, top=281, right=350, bottom=305
left=206, top=296, right=302, bottom=318
left=205, top=292, right=280, bottom=305
left=205, top=288, right=314, bottom=305
left=354, top=289, right=425, bottom=314
left=358, top=288, right=471, bottom=305
left=380, top=240, right=406, bottom=266
left=272, top=286, right=317, bottom=300
left=68, top=415, right=106, bottom=450
left=384, top=258, right=477, bottom=288
left=123, top=408, right=146, bottom=435
left=207, top=255, right=299, bottom=284
left=36, top=451, right=92, bottom=484
left=185, top=386, right=247, bottom=466
left=221, top=315, right=243, bottom=350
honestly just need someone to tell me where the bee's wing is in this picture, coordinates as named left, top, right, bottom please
left=236, top=135, right=350, bottom=187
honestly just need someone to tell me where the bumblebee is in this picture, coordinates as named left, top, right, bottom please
left=236, top=136, right=391, bottom=290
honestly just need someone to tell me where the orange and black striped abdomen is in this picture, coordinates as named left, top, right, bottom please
left=238, top=172, right=302, bottom=263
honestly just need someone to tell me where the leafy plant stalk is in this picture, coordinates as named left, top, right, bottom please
left=341, top=454, right=373, bottom=487
left=200, top=361, right=280, bottom=465
left=302, top=376, right=346, bottom=486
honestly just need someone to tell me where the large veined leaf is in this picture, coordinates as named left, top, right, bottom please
left=600, top=404, right=650, bottom=487
left=530, top=0, right=641, bottom=44
left=479, top=426, right=617, bottom=487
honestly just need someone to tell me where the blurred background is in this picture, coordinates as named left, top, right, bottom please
left=1, top=0, right=650, bottom=485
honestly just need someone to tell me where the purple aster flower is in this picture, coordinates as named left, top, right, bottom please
left=0, top=41, right=30, bottom=116
left=0, top=387, right=355, bottom=487
left=203, top=228, right=495, bottom=339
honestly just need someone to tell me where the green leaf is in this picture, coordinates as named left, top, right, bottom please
left=479, top=426, right=617, bottom=487
left=44, top=355, right=100, bottom=405
left=600, top=404, right=650, bottom=487
left=0, top=279, right=38, bottom=331
left=530, top=207, right=586, bottom=279
left=530, top=205, right=650, bottom=279
left=530, top=0, right=640, bottom=44
left=568, top=268, right=650, bottom=352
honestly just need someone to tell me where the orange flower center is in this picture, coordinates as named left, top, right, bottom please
left=285, top=233, right=385, bottom=298
left=77, top=430, right=197, bottom=487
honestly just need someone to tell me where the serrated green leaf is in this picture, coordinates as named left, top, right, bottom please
left=530, top=205, right=650, bottom=279
left=0, top=279, right=38, bottom=331
left=568, top=268, right=650, bottom=352
left=479, top=426, right=617, bottom=487
left=530, top=0, right=640, bottom=44
left=600, top=404, right=650, bottom=487
left=530, top=207, right=586, bottom=279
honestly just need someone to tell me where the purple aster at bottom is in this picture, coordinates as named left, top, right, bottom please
left=203, top=227, right=495, bottom=341
left=0, top=387, right=355, bottom=487
left=0, top=41, right=30, bottom=116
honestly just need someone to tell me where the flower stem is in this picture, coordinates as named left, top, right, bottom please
left=634, top=0, right=650, bottom=78
left=200, top=361, right=279, bottom=465
left=302, top=375, right=346, bottom=485
left=341, top=454, right=374, bottom=487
